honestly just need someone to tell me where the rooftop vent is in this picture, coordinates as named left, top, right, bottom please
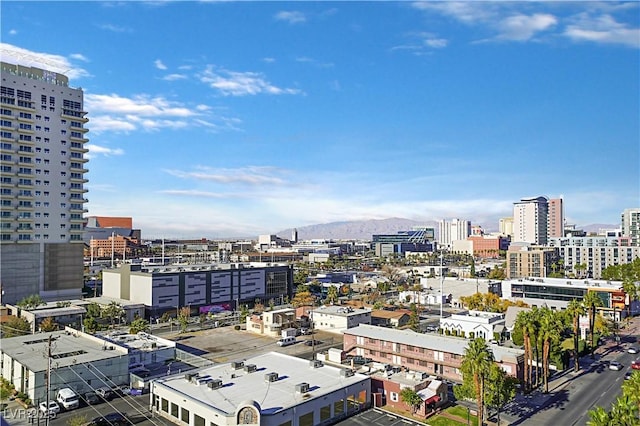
left=340, top=369, right=354, bottom=378
left=295, top=382, right=310, bottom=394
left=309, top=360, right=323, bottom=368
left=265, top=372, right=279, bottom=383
left=244, top=364, right=256, bottom=373
left=231, top=361, right=244, bottom=370
left=185, top=373, right=196, bottom=382
left=207, top=379, right=223, bottom=390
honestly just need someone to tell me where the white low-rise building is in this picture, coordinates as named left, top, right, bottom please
left=150, top=352, right=370, bottom=426
left=311, top=305, right=372, bottom=333
left=439, top=310, right=505, bottom=340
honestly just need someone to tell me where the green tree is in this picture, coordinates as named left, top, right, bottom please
left=566, top=299, right=586, bottom=372
left=514, top=310, right=535, bottom=391
left=582, top=291, right=603, bottom=359
left=16, top=294, right=45, bottom=310
left=484, top=363, right=518, bottom=425
left=459, top=338, right=494, bottom=426
left=85, top=302, right=101, bottom=319
left=1, top=316, right=31, bottom=337
left=83, top=317, right=99, bottom=334
left=129, top=318, right=150, bottom=334
left=400, top=387, right=423, bottom=414
left=177, top=306, right=190, bottom=333
left=326, top=286, right=339, bottom=305
left=407, top=303, right=420, bottom=332
left=102, top=301, right=124, bottom=328
left=587, top=406, right=612, bottom=426
left=588, top=370, right=640, bottom=425
left=538, top=307, right=563, bottom=393
left=291, top=290, right=315, bottom=308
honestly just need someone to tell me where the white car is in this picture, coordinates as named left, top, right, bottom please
left=39, top=401, right=60, bottom=416
left=609, top=361, right=623, bottom=371
left=628, top=347, right=638, bottom=354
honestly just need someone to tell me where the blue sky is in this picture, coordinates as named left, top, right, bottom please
left=1, top=1, right=638, bottom=239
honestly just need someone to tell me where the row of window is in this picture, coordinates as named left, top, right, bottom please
left=0, top=234, right=83, bottom=241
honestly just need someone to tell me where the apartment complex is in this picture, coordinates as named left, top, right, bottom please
left=621, top=208, right=640, bottom=247
left=0, top=62, right=88, bottom=304
left=343, top=325, right=525, bottom=383
left=506, top=244, right=559, bottom=279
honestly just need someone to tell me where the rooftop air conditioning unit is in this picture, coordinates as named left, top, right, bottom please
left=207, top=379, right=223, bottom=390
left=231, top=361, right=244, bottom=370
left=340, top=369, right=354, bottom=378
left=309, top=360, right=323, bottom=368
left=244, top=364, right=256, bottom=373
left=295, top=383, right=309, bottom=393
left=185, top=373, right=195, bottom=382
left=264, top=372, right=279, bottom=382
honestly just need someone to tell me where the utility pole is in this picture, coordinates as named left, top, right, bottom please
left=45, top=335, right=53, bottom=426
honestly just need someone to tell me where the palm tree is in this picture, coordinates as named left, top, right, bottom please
left=582, top=291, right=603, bottom=358
left=326, top=286, right=339, bottom=305
left=514, top=310, right=533, bottom=392
left=587, top=406, right=612, bottom=426
left=538, top=307, right=563, bottom=393
left=461, top=338, right=494, bottom=426
left=528, top=308, right=542, bottom=388
left=566, top=299, right=586, bottom=372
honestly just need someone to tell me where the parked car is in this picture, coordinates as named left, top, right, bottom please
left=631, top=360, right=640, bottom=370
left=628, top=346, right=638, bottom=354
left=625, top=371, right=633, bottom=380
left=609, top=361, right=623, bottom=371
left=88, top=413, right=129, bottom=426
left=113, top=385, right=132, bottom=396
left=304, top=339, right=322, bottom=346
left=346, top=355, right=372, bottom=365
left=95, top=387, right=115, bottom=401
left=39, top=401, right=60, bottom=417
left=83, top=392, right=101, bottom=405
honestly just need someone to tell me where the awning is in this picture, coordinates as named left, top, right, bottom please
left=424, top=395, right=441, bottom=404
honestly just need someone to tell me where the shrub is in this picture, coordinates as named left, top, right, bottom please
left=234, top=325, right=241, bottom=331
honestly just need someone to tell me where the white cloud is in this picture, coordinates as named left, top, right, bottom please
left=84, top=144, right=124, bottom=159
left=412, top=1, right=498, bottom=24
left=70, top=53, right=89, bottom=62
left=8, top=29, right=17, bottom=35
left=84, top=93, right=238, bottom=134
left=0, top=43, right=90, bottom=80
left=98, top=23, right=131, bottom=33
left=199, top=65, right=303, bottom=96
left=564, top=13, right=640, bottom=48
left=161, top=73, right=188, bottom=81
left=165, top=166, right=289, bottom=186
left=274, top=11, right=306, bottom=24
left=496, top=13, right=557, bottom=41
left=154, top=59, right=167, bottom=70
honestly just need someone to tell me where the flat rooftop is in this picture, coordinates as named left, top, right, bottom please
left=154, top=351, right=369, bottom=416
left=0, top=330, right=127, bottom=372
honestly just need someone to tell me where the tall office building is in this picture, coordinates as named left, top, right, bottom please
left=547, top=198, right=564, bottom=238
left=499, top=217, right=514, bottom=238
left=621, top=208, right=640, bottom=247
left=512, top=196, right=549, bottom=245
left=438, top=218, right=471, bottom=249
left=0, top=62, right=88, bottom=304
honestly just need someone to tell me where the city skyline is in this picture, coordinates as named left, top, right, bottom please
left=1, top=1, right=638, bottom=238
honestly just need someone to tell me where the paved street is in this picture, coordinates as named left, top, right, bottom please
left=496, top=316, right=639, bottom=426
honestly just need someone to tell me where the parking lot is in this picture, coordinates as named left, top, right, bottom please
left=158, top=325, right=344, bottom=363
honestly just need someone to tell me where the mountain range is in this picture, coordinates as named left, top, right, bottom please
left=277, top=218, right=617, bottom=241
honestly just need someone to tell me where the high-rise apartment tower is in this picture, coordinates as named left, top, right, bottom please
left=621, top=208, right=640, bottom=247
left=438, top=218, right=471, bottom=249
left=513, top=196, right=549, bottom=245
left=0, top=62, right=88, bottom=304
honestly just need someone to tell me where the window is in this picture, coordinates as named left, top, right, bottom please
left=170, top=403, right=178, bottom=418
left=161, top=398, right=168, bottom=412
left=390, top=392, right=399, bottom=402
left=194, top=414, right=205, bottom=426
left=180, top=408, right=189, bottom=423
